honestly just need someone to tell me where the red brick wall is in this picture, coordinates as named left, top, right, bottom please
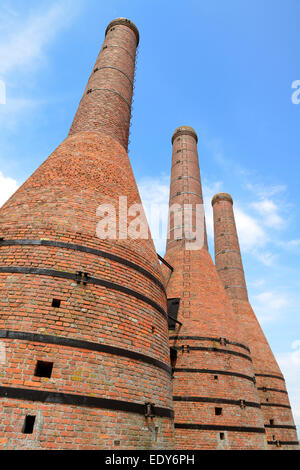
left=69, top=18, right=138, bottom=150
left=0, top=19, right=174, bottom=450
left=163, top=128, right=266, bottom=450
left=212, top=193, right=299, bottom=450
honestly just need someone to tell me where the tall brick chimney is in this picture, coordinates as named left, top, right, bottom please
left=162, top=127, right=266, bottom=449
left=0, top=19, right=174, bottom=450
left=212, top=192, right=299, bottom=450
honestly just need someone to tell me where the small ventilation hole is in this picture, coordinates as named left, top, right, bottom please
left=215, top=407, right=222, bottom=416
left=220, top=432, right=225, bottom=440
left=154, top=426, right=159, bottom=442
left=52, top=299, right=61, bottom=308
left=34, top=361, right=53, bottom=378
left=22, top=415, right=36, bottom=434
left=214, top=375, right=218, bottom=380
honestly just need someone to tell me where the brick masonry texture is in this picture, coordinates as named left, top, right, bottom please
left=212, top=193, right=299, bottom=450
left=162, top=128, right=267, bottom=450
left=69, top=19, right=138, bottom=150
left=0, top=18, right=174, bottom=450
left=0, top=15, right=298, bottom=451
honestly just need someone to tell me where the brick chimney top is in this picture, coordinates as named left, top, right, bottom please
left=105, top=18, right=139, bottom=45
left=171, top=126, right=198, bottom=144
left=211, top=192, right=233, bottom=206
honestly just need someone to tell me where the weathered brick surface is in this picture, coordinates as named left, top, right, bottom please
left=162, top=128, right=266, bottom=450
left=212, top=193, right=299, bottom=450
left=0, top=18, right=174, bottom=449
left=0, top=399, right=173, bottom=450
left=69, top=18, right=138, bottom=150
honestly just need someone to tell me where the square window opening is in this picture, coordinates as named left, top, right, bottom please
left=52, top=298, right=61, bottom=308
left=34, top=360, right=53, bottom=378
left=215, top=407, right=222, bottom=416
left=22, top=415, right=36, bottom=434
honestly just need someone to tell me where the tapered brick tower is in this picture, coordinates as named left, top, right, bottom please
left=0, top=18, right=174, bottom=450
left=162, top=127, right=267, bottom=449
left=212, top=193, right=299, bottom=450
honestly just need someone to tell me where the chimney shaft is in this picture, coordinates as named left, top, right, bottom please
left=69, top=18, right=139, bottom=150
left=0, top=19, right=174, bottom=450
left=162, top=129, right=266, bottom=450
left=166, top=127, right=208, bottom=251
left=212, top=193, right=299, bottom=450
left=211, top=193, right=248, bottom=301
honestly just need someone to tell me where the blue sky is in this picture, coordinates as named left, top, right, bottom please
left=0, top=0, right=299, bottom=434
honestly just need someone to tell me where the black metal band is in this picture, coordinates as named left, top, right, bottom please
left=215, top=249, right=240, bottom=257
left=0, top=386, right=173, bottom=418
left=261, top=403, right=291, bottom=409
left=171, top=129, right=198, bottom=144
left=86, top=88, right=131, bottom=110
left=172, top=159, right=199, bottom=168
left=173, top=345, right=252, bottom=362
left=169, top=335, right=250, bottom=352
left=0, top=267, right=167, bottom=320
left=0, top=239, right=166, bottom=294
left=217, top=266, right=243, bottom=272
left=255, top=373, right=285, bottom=382
left=267, top=440, right=299, bottom=446
left=264, top=424, right=297, bottom=430
left=173, top=368, right=255, bottom=383
left=0, top=330, right=171, bottom=375
left=168, top=225, right=197, bottom=234
left=105, top=20, right=139, bottom=46
left=173, top=396, right=261, bottom=408
left=157, top=253, right=174, bottom=272
left=174, top=423, right=266, bottom=434
left=170, top=191, right=203, bottom=200
left=214, top=216, right=235, bottom=223
left=93, top=66, right=133, bottom=86
left=224, top=285, right=247, bottom=290
left=102, top=44, right=136, bottom=62
left=216, top=232, right=235, bottom=238
left=258, top=387, right=287, bottom=394
left=171, top=176, right=201, bottom=184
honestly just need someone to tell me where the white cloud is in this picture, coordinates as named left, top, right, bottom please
left=0, top=97, right=38, bottom=131
left=292, top=340, right=300, bottom=349
left=246, top=183, right=287, bottom=199
left=0, top=170, right=19, bottom=207
left=202, top=178, right=272, bottom=262
left=248, top=278, right=266, bottom=288
left=202, top=180, right=223, bottom=240
left=0, top=1, right=82, bottom=130
left=138, top=175, right=170, bottom=255
left=253, top=250, right=277, bottom=267
left=138, top=174, right=274, bottom=264
left=0, top=1, right=79, bottom=77
left=234, top=206, right=268, bottom=251
left=277, top=342, right=300, bottom=437
left=252, top=290, right=291, bottom=324
left=251, top=198, right=284, bottom=229
left=287, top=239, right=300, bottom=247
left=277, top=238, right=300, bottom=252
